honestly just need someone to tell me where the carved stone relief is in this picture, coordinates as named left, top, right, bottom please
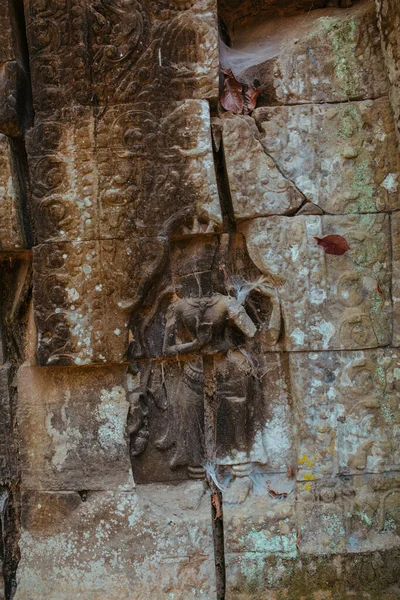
left=290, top=349, right=400, bottom=481
left=24, top=0, right=218, bottom=111
left=33, top=237, right=167, bottom=365
left=255, top=98, right=400, bottom=214
left=128, top=233, right=290, bottom=483
left=241, top=214, right=391, bottom=351
left=3, top=0, right=400, bottom=598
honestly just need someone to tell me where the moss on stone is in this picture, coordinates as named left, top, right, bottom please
left=320, top=16, right=359, bottom=99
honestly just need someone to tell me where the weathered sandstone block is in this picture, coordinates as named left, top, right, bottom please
left=33, top=237, right=167, bottom=365
left=255, top=98, right=400, bottom=214
left=0, top=135, right=27, bottom=250
left=27, top=100, right=221, bottom=243
left=241, top=214, right=391, bottom=351
left=290, top=349, right=400, bottom=480
left=229, top=0, right=388, bottom=105
left=222, top=116, right=304, bottom=220
left=17, top=366, right=133, bottom=490
left=15, top=484, right=215, bottom=600
left=24, top=0, right=218, bottom=111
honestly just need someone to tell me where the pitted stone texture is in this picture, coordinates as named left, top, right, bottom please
left=344, top=473, right=400, bottom=554
left=0, top=1, right=14, bottom=63
left=88, top=0, right=218, bottom=105
left=296, top=474, right=400, bottom=557
left=27, top=101, right=221, bottom=243
left=24, top=0, right=218, bottom=111
left=225, top=552, right=400, bottom=600
left=0, top=61, right=26, bottom=137
left=15, top=484, right=215, bottom=600
left=223, top=476, right=297, bottom=556
left=23, top=0, right=92, bottom=112
left=241, top=214, right=391, bottom=351
left=96, top=100, right=221, bottom=238
left=26, top=107, right=98, bottom=244
left=17, top=366, right=133, bottom=490
left=230, top=0, right=388, bottom=105
left=376, top=0, right=400, bottom=140
left=255, top=98, right=400, bottom=214
left=290, top=350, right=400, bottom=481
left=33, top=238, right=167, bottom=366
left=0, top=135, right=27, bottom=250
left=222, top=116, right=304, bottom=220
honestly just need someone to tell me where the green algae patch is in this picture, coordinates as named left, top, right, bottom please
left=319, top=16, right=359, bottom=99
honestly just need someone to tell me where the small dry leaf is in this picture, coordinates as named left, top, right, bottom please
left=377, top=282, right=384, bottom=297
left=244, top=86, right=262, bottom=113
left=314, top=234, right=350, bottom=256
left=220, top=69, right=262, bottom=114
left=212, top=492, right=222, bottom=519
left=220, top=70, right=244, bottom=114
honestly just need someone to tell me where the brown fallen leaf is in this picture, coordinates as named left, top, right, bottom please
left=287, top=465, right=295, bottom=479
left=244, top=86, right=262, bottom=113
left=220, top=69, right=262, bottom=114
left=212, top=492, right=222, bottom=519
left=220, top=69, right=244, bottom=114
left=314, top=234, right=350, bottom=256
left=377, top=282, right=384, bottom=297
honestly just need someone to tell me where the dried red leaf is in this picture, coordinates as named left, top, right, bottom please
left=377, top=282, right=384, bottom=297
left=244, top=86, right=262, bottom=113
left=220, top=71, right=244, bottom=114
left=212, top=492, right=222, bottom=519
left=314, top=235, right=350, bottom=256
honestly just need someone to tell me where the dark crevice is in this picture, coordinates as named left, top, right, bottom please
left=9, top=138, right=33, bottom=250
left=254, top=94, right=389, bottom=110
left=203, top=356, right=226, bottom=600
left=8, top=0, right=34, bottom=131
left=212, top=132, right=236, bottom=233
left=1, top=3, right=35, bottom=600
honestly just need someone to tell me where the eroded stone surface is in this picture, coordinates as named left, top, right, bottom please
left=290, top=349, right=400, bottom=481
left=96, top=100, right=221, bottom=238
left=222, top=116, right=304, bottom=220
left=0, top=366, right=16, bottom=486
left=255, top=98, right=400, bottom=214
left=15, top=483, right=215, bottom=600
left=27, top=100, right=221, bottom=243
left=17, top=366, right=133, bottom=490
left=392, top=212, right=400, bottom=346
left=24, top=0, right=218, bottom=112
left=376, top=0, right=400, bottom=140
left=0, top=135, right=27, bottom=250
left=241, top=214, right=391, bottom=351
left=9, top=0, right=400, bottom=598
left=33, top=238, right=167, bottom=365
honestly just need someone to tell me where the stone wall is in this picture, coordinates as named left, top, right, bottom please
left=0, top=0, right=398, bottom=598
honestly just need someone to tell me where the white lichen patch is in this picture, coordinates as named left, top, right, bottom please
left=45, top=410, right=82, bottom=471
left=95, top=386, right=128, bottom=458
